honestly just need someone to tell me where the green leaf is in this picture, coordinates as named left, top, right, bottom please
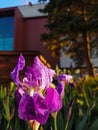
left=67, top=114, right=74, bottom=130
left=57, top=111, right=65, bottom=130
left=75, top=109, right=89, bottom=130
left=89, top=118, right=98, bottom=130
left=3, top=97, right=10, bottom=121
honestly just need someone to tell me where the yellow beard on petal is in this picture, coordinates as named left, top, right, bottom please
left=49, top=83, right=56, bottom=89
left=29, top=89, right=34, bottom=96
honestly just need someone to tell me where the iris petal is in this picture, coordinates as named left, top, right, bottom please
left=45, top=87, right=62, bottom=113
left=11, top=54, right=25, bottom=87
left=58, top=74, right=72, bottom=82
left=14, top=88, right=24, bottom=107
left=57, top=83, right=65, bottom=96
left=25, top=56, right=55, bottom=89
left=18, top=94, right=49, bottom=124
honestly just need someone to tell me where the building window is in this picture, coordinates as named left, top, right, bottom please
left=0, top=16, right=14, bottom=51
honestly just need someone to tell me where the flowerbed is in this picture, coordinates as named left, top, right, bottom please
left=0, top=54, right=98, bottom=130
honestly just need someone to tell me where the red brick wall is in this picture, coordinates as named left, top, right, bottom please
left=14, top=8, right=24, bottom=50
left=14, top=8, right=59, bottom=68
left=23, top=17, right=59, bottom=68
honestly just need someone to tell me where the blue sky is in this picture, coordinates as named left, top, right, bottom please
left=0, top=0, right=38, bottom=8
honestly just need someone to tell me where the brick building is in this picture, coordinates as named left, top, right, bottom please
left=0, top=4, right=59, bottom=84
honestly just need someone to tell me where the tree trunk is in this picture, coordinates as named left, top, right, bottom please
left=81, top=3, right=95, bottom=77
left=82, top=32, right=95, bottom=77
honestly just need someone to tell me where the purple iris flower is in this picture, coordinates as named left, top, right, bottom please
left=57, top=83, right=65, bottom=97
left=11, top=54, right=62, bottom=125
left=57, top=74, right=72, bottom=97
left=58, top=74, right=72, bottom=83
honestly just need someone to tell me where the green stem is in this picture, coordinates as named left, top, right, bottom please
left=83, top=83, right=90, bottom=107
left=6, top=121, right=10, bottom=130
left=54, top=115, right=57, bottom=130
left=52, top=112, right=57, bottom=130
left=64, top=120, right=69, bottom=130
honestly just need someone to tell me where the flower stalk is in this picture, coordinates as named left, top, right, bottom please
left=54, top=115, right=57, bottom=130
left=64, top=120, right=69, bottom=130
left=83, top=83, right=90, bottom=107
left=52, top=112, right=57, bottom=130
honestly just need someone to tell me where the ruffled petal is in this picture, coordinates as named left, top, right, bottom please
left=18, top=94, right=49, bottom=124
left=11, top=54, right=25, bottom=87
left=25, top=56, right=55, bottom=89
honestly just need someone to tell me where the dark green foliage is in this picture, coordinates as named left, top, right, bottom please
left=39, top=0, right=98, bottom=76
left=0, top=82, right=30, bottom=130
left=39, top=75, right=98, bottom=130
left=1, top=76, right=98, bottom=130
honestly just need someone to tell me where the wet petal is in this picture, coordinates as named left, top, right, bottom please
left=18, top=94, right=49, bottom=124
left=45, top=87, right=62, bottom=113
left=11, top=54, right=25, bottom=87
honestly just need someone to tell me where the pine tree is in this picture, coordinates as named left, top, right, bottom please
left=39, top=0, right=98, bottom=77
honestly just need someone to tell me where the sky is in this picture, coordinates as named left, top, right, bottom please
left=0, top=0, right=38, bottom=8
